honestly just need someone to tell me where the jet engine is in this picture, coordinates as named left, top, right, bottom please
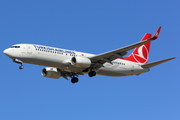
left=71, top=57, right=91, bottom=68
left=41, top=67, right=61, bottom=79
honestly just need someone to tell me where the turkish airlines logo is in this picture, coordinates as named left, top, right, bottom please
left=132, top=45, right=149, bottom=64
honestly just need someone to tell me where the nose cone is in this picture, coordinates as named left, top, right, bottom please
left=3, top=48, right=11, bottom=56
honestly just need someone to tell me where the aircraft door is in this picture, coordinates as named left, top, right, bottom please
left=27, top=45, right=32, bottom=54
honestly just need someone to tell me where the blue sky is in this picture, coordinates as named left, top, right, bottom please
left=1, top=0, right=179, bottom=120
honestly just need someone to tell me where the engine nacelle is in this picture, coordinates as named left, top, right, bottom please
left=41, top=67, right=61, bottom=79
left=71, top=57, right=91, bottom=68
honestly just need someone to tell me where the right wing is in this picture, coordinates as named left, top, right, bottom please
left=89, top=27, right=162, bottom=70
left=60, top=69, right=84, bottom=80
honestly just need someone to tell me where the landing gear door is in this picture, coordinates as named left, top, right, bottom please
left=27, top=45, right=32, bottom=54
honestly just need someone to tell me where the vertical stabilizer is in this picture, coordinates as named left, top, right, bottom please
left=124, top=33, right=152, bottom=64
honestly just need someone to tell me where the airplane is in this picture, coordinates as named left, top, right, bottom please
left=3, top=27, right=176, bottom=83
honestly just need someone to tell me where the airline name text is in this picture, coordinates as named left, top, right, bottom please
left=34, top=45, right=75, bottom=54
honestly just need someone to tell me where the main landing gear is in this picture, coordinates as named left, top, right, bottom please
left=13, top=59, right=24, bottom=69
left=71, top=77, right=79, bottom=84
left=82, top=68, right=97, bottom=77
left=70, top=71, right=96, bottom=84
left=88, top=71, right=96, bottom=77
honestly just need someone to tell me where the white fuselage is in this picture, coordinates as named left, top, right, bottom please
left=4, top=44, right=149, bottom=77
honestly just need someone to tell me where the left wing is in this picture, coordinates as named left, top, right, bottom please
left=141, top=57, right=176, bottom=68
left=90, top=27, right=161, bottom=69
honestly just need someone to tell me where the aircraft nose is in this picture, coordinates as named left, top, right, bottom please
left=3, top=48, right=11, bottom=56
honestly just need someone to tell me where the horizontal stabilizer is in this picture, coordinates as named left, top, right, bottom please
left=141, top=57, right=176, bottom=68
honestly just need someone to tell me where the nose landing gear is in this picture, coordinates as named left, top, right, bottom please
left=19, top=65, right=24, bottom=69
left=13, top=59, right=24, bottom=69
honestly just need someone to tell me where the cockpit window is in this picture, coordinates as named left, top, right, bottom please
left=11, top=46, right=20, bottom=48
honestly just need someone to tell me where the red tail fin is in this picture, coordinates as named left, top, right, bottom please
left=124, top=33, right=152, bottom=64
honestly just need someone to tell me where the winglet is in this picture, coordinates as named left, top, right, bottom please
left=151, top=26, right=162, bottom=40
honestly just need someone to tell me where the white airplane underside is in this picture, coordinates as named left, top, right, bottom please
left=3, top=27, right=176, bottom=83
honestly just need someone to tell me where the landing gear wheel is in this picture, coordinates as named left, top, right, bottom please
left=71, top=77, right=79, bottom=84
left=88, top=71, right=96, bottom=77
left=19, top=65, right=24, bottom=69
left=13, top=59, right=24, bottom=69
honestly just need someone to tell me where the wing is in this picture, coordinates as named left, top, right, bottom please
left=141, top=57, right=176, bottom=68
left=60, top=69, right=84, bottom=80
left=89, top=27, right=161, bottom=70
